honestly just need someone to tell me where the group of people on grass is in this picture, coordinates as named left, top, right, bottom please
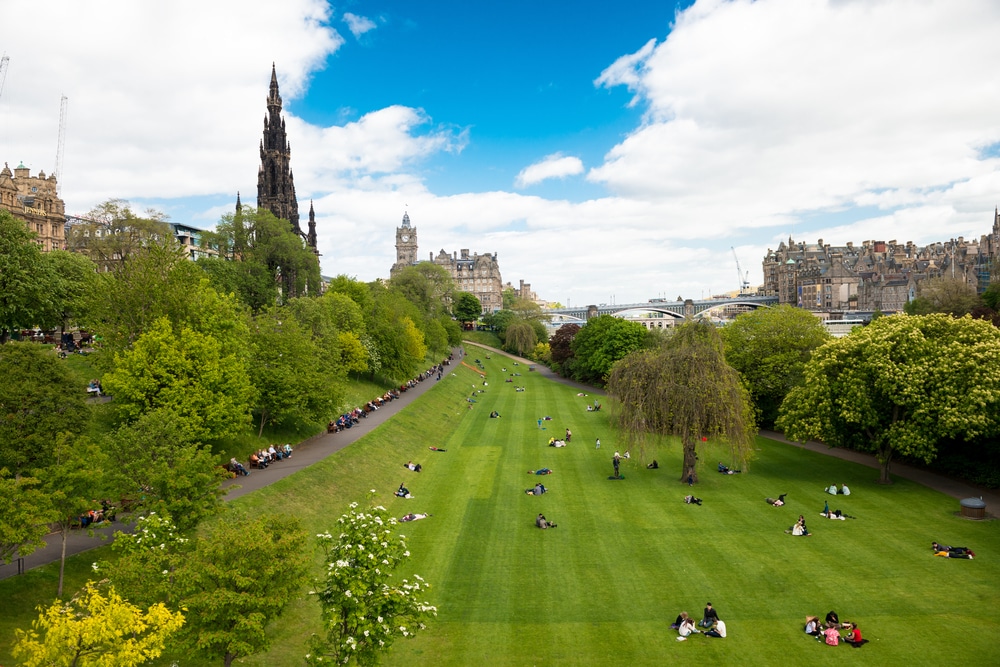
left=673, top=604, right=726, bottom=640
left=805, top=611, right=867, bottom=647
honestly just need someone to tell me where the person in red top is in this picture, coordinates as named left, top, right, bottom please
left=843, top=622, right=866, bottom=647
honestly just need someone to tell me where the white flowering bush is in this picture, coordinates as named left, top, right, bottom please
left=102, top=512, right=190, bottom=608
left=307, top=496, right=436, bottom=666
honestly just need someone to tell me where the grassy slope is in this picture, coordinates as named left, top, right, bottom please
left=2, top=349, right=999, bottom=666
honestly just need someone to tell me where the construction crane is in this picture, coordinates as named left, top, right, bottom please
left=0, top=54, right=9, bottom=102
left=731, top=246, right=750, bottom=294
left=54, top=95, right=68, bottom=193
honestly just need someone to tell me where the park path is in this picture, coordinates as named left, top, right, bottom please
left=4, top=343, right=994, bottom=580
left=0, top=352, right=459, bottom=581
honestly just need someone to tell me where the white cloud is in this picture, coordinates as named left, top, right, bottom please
left=514, top=154, right=585, bottom=189
left=343, top=12, right=377, bottom=39
left=4, top=0, right=1000, bottom=306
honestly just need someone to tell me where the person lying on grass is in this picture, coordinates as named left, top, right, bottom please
left=404, top=461, right=422, bottom=472
left=528, top=468, right=553, bottom=475
left=932, top=542, right=975, bottom=558
left=684, top=495, right=703, bottom=505
left=535, top=513, right=557, bottom=529
left=400, top=513, right=430, bottom=522
left=525, top=483, right=547, bottom=495
left=429, top=446, right=447, bottom=452
left=766, top=494, right=788, bottom=506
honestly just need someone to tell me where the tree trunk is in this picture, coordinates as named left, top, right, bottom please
left=258, top=409, right=268, bottom=438
left=224, top=652, right=235, bottom=667
left=58, top=523, right=68, bottom=597
left=680, top=437, right=699, bottom=484
left=877, top=444, right=894, bottom=484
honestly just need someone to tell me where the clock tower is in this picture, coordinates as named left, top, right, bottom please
left=391, top=211, right=418, bottom=276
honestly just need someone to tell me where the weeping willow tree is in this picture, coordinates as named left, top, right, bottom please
left=606, top=321, right=756, bottom=483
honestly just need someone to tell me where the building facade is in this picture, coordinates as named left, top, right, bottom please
left=389, top=212, right=504, bottom=313
left=0, top=162, right=66, bottom=251
left=257, top=64, right=317, bottom=253
left=761, top=212, right=999, bottom=313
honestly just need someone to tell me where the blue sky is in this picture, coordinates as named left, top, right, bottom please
left=3, top=0, right=1000, bottom=305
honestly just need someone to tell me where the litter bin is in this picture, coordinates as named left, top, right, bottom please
left=959, top=497, right=986, bottom=520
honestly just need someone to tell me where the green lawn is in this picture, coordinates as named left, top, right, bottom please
left=2, top=347, right=998, bottom=666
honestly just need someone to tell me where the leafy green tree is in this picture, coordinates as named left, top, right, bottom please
left=0, top=342, right=89, bottom=476
left=452, top=291, right=482, bottom=325
left=0, top=471, right=55, bottom=564
left=504, top=320, right=538, bottom=356
left=197, top=255, right=278, bottom=315
left=176, top=512, right=309, bottom=667
left=903, top=277, right=981, bottom=316
left=35, top=250, right=98, bottom=335
left=570, top=315, right=649, bottom=385
left=248, top=307, right=335, bottom=435
left=982, top=282, right=1000, bottom=311
left=102, top=511, right=191, bottom=610
left=501, top=287, right=517, bottom=310
left=721, top=305, right=831, bottom=427
left=13, top=581, right=184, bottom=667
left=308, top=498, right=436, bottom=667
left=0, top=209, right=48, bottom=342
left=484, top=309, right=516, bottom=340
left=367, top=291, right=427, bottom=381
left=778, top=313, right=1000, bottom=484
left=390, top=263, right=454, bottom=319
left=38, top=435, right=110, bottom=597
left=102, top=318, right=255, bottom=442
left=104, top=411, right=227, bottom=532
left=66, top=198, right=173, bottom=271
left=607, top=321, right=756, bottom=481
left=441, top=315, right=463, bottom=347
left=326, top=275, right=374, bottom=313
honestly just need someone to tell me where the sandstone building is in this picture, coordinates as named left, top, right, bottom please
left=390, top=212, right=504, bottom=313
left=762, top=211, right=999, bottom=313
left=0, top=162, right=65, bottom=251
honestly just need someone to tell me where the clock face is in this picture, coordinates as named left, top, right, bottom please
left=401, top=235, right=409, bottom=242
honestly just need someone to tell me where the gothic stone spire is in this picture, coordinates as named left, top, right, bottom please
left=257, top=64, right=301, bottom=238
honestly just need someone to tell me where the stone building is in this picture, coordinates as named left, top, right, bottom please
left=257, top=64, right=317, bottom=253
left=389, top=211, right=504, bottom=313
left=0, top=162, right=66, bottom=251
left=762, top=213, right=998, bottom=313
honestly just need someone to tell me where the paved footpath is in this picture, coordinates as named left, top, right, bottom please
left=4, top=344, right=995, bottom=580
left=0, top=352, right=458, bottom=581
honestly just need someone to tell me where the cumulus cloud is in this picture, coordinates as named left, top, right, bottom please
left=4, top=0, right=1000, bottom=305
left=514, top=154, right=585, bottom=189
left=343, top=12, right=377, bottom=38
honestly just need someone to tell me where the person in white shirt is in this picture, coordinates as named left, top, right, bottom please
left=705, top=619, right=727, bottom=638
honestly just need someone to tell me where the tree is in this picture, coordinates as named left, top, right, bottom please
left=607, top=321, right=756, bottom=482
left=0, top=342, right=89, bottom=476
left=67, top=198, right=172, bottom=271
left=721, top=305, right=831, bottom=427
left=12, top=581, right=184, bottom=667
left=36, top=250, right=99, bottom=334
left=176, top=512, right=309, bottom=667
left=0, top=209, right=49, bottom=342
left=501, top=287, right=517, bottom=310
left=0, top=470, right=55, bottom=564
left=452, top=291, right=482, bottom=325
left=102, top=318, right=255, bottom=443
left=504, top=320, right=538, bottom=356
left=903, top=277, right=981, bottom=317
left=570, top=315, right=649, bottom=385
left=308, top=498, right=436, bottom=666
left=197, top=255, right=278, bottom=314
left=102, top=511, right=191, bottom=610
left=366, top=291, right=427, bottom=382
left=778, top=313, right=1000, bottom=484
left=549, top=323, right=581, bottom=371
left=247, top=307, right=335, bottom=435
left=104, top=411, right=227, bottom=532
left=390, top=263, right=454, bottom=319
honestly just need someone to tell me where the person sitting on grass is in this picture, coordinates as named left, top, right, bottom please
left=827, top=484, right=839, bottom=495
left=804, top=616, right=821, bottom=635
left=535, top=513, right=557, bottom=529
left=699, top=602, right=719, bottom=628
left=842, top=622, right=867, bottom=647
left=489, top=410, right=501, bottom=418
left=677, top=616, right=699, bottom=638
left=786, top=516, right=811, bottom=536
left=822, top=623, right=840, bottom=646
left=840, top=483, right=851, bottom=495
left=704, top=619, right=726, bottom=638
left=647, top=460, right=659, bottom=469
left=766, top=494, right=788, bottom=506
left=684, top=495, right=703, bottom=505
left=528, top=468, right=553, bottom=475
left=526, top=483, right=547, bottom=495
left=395, top=483, right=411, bottom=498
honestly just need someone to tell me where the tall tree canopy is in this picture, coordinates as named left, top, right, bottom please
left=903, top=276, right=981, bottom=317
left=721, top=305, right=831, bottom=427
left=778, top=313, right=1000, bottom=483
left=66, top=199, right=173, bottom=271
left=452, top=291, right=482, bottom=324
left=607, top=321, right=756, bottom=481
left=0, top=209, right=48, bottom=342
left=570, top=315, right=650, bottom=385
